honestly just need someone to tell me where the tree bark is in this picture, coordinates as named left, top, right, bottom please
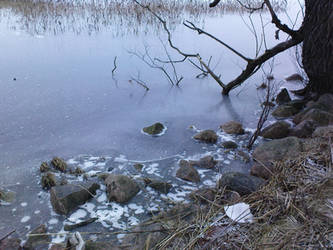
left=302, top=0, right=333, bottom=94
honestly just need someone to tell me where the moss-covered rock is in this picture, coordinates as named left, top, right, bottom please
left=143, top=122, right=165, bottom=135
left=51, top=157, right=67, bottom=172
left=40, top=162, right=50, bottom=173
left=41, top=172, right=57, bottom=190
left=193, top=130, right=218, bottom=143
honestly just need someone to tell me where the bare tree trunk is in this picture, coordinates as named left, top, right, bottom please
left=302, top=0, right=333, bottom=94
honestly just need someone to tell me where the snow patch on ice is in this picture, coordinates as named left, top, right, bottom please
left=21, top=216, right=31, bottom=223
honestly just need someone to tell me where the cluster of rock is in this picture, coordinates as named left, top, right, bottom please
left=252, top=92, right=333, bottom=179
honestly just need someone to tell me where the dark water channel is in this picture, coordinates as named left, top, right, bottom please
left=0, top=0, right=303, bottom=245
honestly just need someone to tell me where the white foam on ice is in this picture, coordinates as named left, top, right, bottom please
left=114, top=155, right=128, bottom=163
left=21, top=202, right=28, bottom=207
left=48, top=218, right=59, bottom=225
left=144, top=163, right=162, bottom=177
left=21, top=216, right=31, bottom=223
left=128, top=204, right=144, bottom=214
left=83, top=161, right=95, bottom=168
left=97, top=193, right=107, bottom=203
left=68, top=209, right=87, bottom=223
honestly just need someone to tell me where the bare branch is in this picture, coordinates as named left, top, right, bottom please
left=264, top=0, right=302, bottom=39
left=222, top=37, right=302, bottom=94
left=183, top=20, right=251, bottom=62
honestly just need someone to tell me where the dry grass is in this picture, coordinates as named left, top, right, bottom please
left=152, top=136, right=333, bottom=249
left=0, top=0, right=287, bottom=35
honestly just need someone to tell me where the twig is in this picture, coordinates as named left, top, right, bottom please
left=112, top=56, right=117, bottom=75
left=0, top=229, right=16, bottom=242
left=130, top=76, right=150, bottom=91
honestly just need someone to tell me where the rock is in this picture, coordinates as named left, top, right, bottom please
left=51, top=157, right=67, bottom=172
left=41, top=172, right=57, bottom=190
left=217, top=172, right=265, bottom=196
left=285, top=73, right=304, bottom=82
left=276, top=88, right=291, bottom=105
left=293, top=108, right=333, bottom=126
left=220, top=141, right=238, bottom=149
left=251, top=137, right=303, bottom=179
left=289, top=120, right=317, bottom=138
left=23, top=224, right=50, bottom=250
left=193, top=130, right=218, bottom=143
left=190, top=188, right=216, bottom=203
left=143, top=122, right=165, bottom=135
left=0, top=189, right=15, bottom=203
left=50, top=182, right=100, bottom=215
left=272, top=104, right=299, bottom=118
left=133, top=163, right=144, bottom=171
left=312, top=125, right=333, bottom=138
left=105, top=174, right=140, bottom=203
left=0, top=238, right=21, bottom=250
left=220, top=121, right=244, bottom=135
left=188, top=156, right=218, bottom=169
left=40, top=162, right=50, bottom=172
left=260, top=121, right=291, bottom=139
left=176, top=163, right=200, bottom=183
left=69, top=167, right=85, bottom=176
left=144, top=178, right=172, bottom=194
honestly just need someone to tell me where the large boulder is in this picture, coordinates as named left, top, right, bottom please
left=272, top=104, right=299, bottom=118
left=143, top=122, right=165, bottom=135
left=23, top=224, right=50, bottom=250
left=289, top=120, right=317, bottom=138
left=193, top=130, right=218, bottom=143
left=251, top=137, right=303, bottom=179
left=260, top=121, right=291, bottom=139
left=176, top=162, right=200, bottom=183
left=220, top=121, right=244, bottom=135
left=105, top=174, right=140, bottom=203
left=50, top=183, right=100, bottom=215
left=188, top=156, right=218, bottom=169
left=293, top=108, right=333, bottom=126
left=276, top=88, right=291, bottom=105
left=218, top=172, right=265, bottom=196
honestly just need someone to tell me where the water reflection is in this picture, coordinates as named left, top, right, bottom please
left=0, top=0, right=286, bottom=36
